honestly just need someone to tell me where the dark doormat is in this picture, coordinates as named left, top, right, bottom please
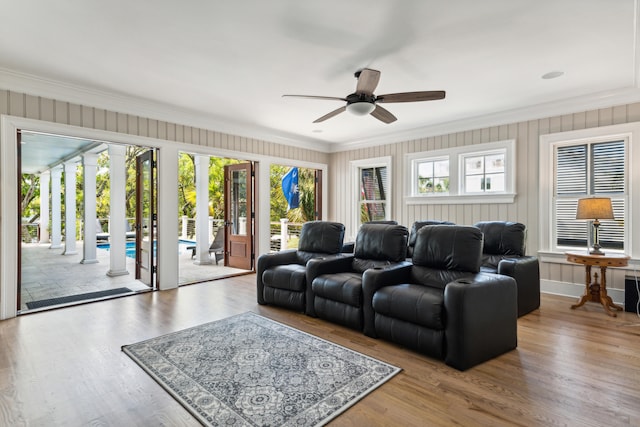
left=26, top=288, right=133, bottom=310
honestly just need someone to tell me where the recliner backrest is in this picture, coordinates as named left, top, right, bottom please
left=295, top=221, right=345, bottom=263
left=412, top=225, right=483, bottom=272
left=474, top=221, right=526, bottom=256
left=352, top=224, right=408, bottom=272
left=407, top=220, right=455, bottom=257
left=410, top=225, right=484, bottom=289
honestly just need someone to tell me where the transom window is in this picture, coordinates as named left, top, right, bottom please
left=416, top=158, right=449, bottom=194
left=406, top=139, right=515, bottom=204
left=463, top=151, right=506, bottom=193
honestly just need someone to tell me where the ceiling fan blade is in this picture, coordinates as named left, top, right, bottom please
left=370, top=105, right=397, bottom=124
left=282, top=95, right=346, bottom=101
left=376, top=90, right=446, bottom=103
left=355, top=68, right=381, bottom=95
left=313, top=106, right=346, bottom=123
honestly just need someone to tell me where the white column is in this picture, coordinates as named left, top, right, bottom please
left=62, top=161, right=78, bottom=255
left=50, top=166, right=63, bottom=249
left=81, top=153, right=98, bottom=264
left=106, top=145, right=129, bottom=277
left=194, top=155, right=212, bottom=265
left=39, top=171, right=50, bottom=244
left=158, top=146, right=179, bottom=290
left=280, top=218, right=289, bottom=251
left=181, top=215, right=188, bottom=239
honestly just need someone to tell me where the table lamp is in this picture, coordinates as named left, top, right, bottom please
left=576, top=197, right=614, bottom=255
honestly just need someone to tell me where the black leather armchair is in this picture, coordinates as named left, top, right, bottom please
left=306, top=223, right=410, bottom=330
left=257, top=221, right=345, bottom=314
left=363, top=225, right=518, bottom=371
left=474, top=221, right=540, bottom=317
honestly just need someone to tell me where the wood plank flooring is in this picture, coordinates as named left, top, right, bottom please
left=0, top=274, right=639, bottom=426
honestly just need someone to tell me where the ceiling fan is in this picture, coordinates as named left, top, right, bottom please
left=283, top=68, right=445, bottom=124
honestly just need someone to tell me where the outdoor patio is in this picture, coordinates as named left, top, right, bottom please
left=19, top=240, right=249, bottom=312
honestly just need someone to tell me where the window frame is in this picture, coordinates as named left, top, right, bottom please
left=539, top=122, right=640, bottom=259
left=405, top=139, right=516, bottom=205
left=350, top=156, right=392, bottom=234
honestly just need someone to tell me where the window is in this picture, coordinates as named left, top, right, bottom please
left=554, top=140, right=626, bottom=251
left=406, top=140, right=515, bottom=204
left=360, top=166, right=388, bottom=222
left=351, top=157, right=392, bottom=233
left=539, top=121, right=640, bottom=258
left=462, top=152, right=505, bottom=193
left=416, top=158, right=449, bottom=194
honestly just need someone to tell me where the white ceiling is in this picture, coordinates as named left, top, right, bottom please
left=1, top=0, right=639, bottom=153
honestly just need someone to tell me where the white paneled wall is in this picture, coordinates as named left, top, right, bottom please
left=328, top=103, right=640, bottom=294
left=2, top=89, right=639, bottom=295
left=0, top=90, right=330, bottom=164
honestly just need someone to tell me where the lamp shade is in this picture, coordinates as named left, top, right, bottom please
left=576, top=197, right=614, bottom=220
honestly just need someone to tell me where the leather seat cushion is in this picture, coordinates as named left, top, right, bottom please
left=312, top=272, right=363, bottom=306
left=373, top=284, right=445, bottom=330
left=262, top=264, right=306, bottom=292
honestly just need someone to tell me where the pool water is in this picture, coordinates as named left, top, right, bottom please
left=97, top=240, right=195, bottom=259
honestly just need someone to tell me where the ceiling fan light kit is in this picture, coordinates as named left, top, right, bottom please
left=346, top=101, right=376, bottom=116
left=283, top=68, right=445, bottom=124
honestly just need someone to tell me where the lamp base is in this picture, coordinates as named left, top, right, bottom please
left=589, top=245, right=605, bottom=256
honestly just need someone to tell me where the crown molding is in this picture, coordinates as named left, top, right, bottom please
left=3, top=68, right=640, bottom=155
left=327, top=86, right=640, bottom=152
left=0, top=68, right=331, bottom=153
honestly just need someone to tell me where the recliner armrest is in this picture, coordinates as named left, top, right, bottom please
left=256, top=250, right=299, bottom=304
left=498, top=256, right=540, bottom=317
left=361, top=263, right=412, bottom=337
left=304, top=254, right=355, bottom=316
left=444, top=273, right=517, bottom=371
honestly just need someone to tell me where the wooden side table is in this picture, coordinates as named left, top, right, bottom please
left=565, top=251, right=630, bottom=317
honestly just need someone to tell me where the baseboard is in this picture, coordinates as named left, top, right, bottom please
left=541, top=279, right=625, bottom=305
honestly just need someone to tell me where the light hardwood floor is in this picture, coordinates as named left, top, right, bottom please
left=1, top=274, right=639, bottom=426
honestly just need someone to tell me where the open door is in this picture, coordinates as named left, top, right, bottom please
left=224, top=163, right=253, bottom=270
left=135, top=149, right=156, bottom=287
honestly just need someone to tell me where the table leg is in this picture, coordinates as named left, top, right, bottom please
left=599, top=266, right=624, bottom=317
left=571, top=265, right=592, bottom=310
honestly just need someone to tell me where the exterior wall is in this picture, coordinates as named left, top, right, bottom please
left=329, top=102, right=640, bottom=295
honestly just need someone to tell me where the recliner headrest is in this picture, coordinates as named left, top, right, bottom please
left=407, top=220, right=455, bottom=257
left=354, top=224, right=408, bottom=262
left=412, top=225, right=483, bottom=273
left=474, top=221, right=526, bottom=256
left=297, top=221, right=345, bottom=254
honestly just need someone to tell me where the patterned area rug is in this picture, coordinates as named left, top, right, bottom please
left=122, top=312, right=400, bottom=426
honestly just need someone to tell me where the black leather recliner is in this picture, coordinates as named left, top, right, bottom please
left=256, top=221, right=345, bottom=314
left=474, top=221, right=540, bottom=317
left=306, top=223, right=410, bottom=330
left=362, top=225, right=518, bottom=371
left=407, top=220, right=455, bottom=258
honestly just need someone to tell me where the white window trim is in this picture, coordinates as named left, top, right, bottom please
left=405, top=139, right=516, bottom=205
left=539, top=122, right=640, bottom=261
left=350, top=156, right=392, bottom=238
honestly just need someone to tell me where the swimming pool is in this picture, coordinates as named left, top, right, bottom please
left=97, top=240, right=195, bottom=259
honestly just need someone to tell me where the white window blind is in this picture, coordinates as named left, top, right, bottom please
left=554, top=140, right=625, bottom=250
